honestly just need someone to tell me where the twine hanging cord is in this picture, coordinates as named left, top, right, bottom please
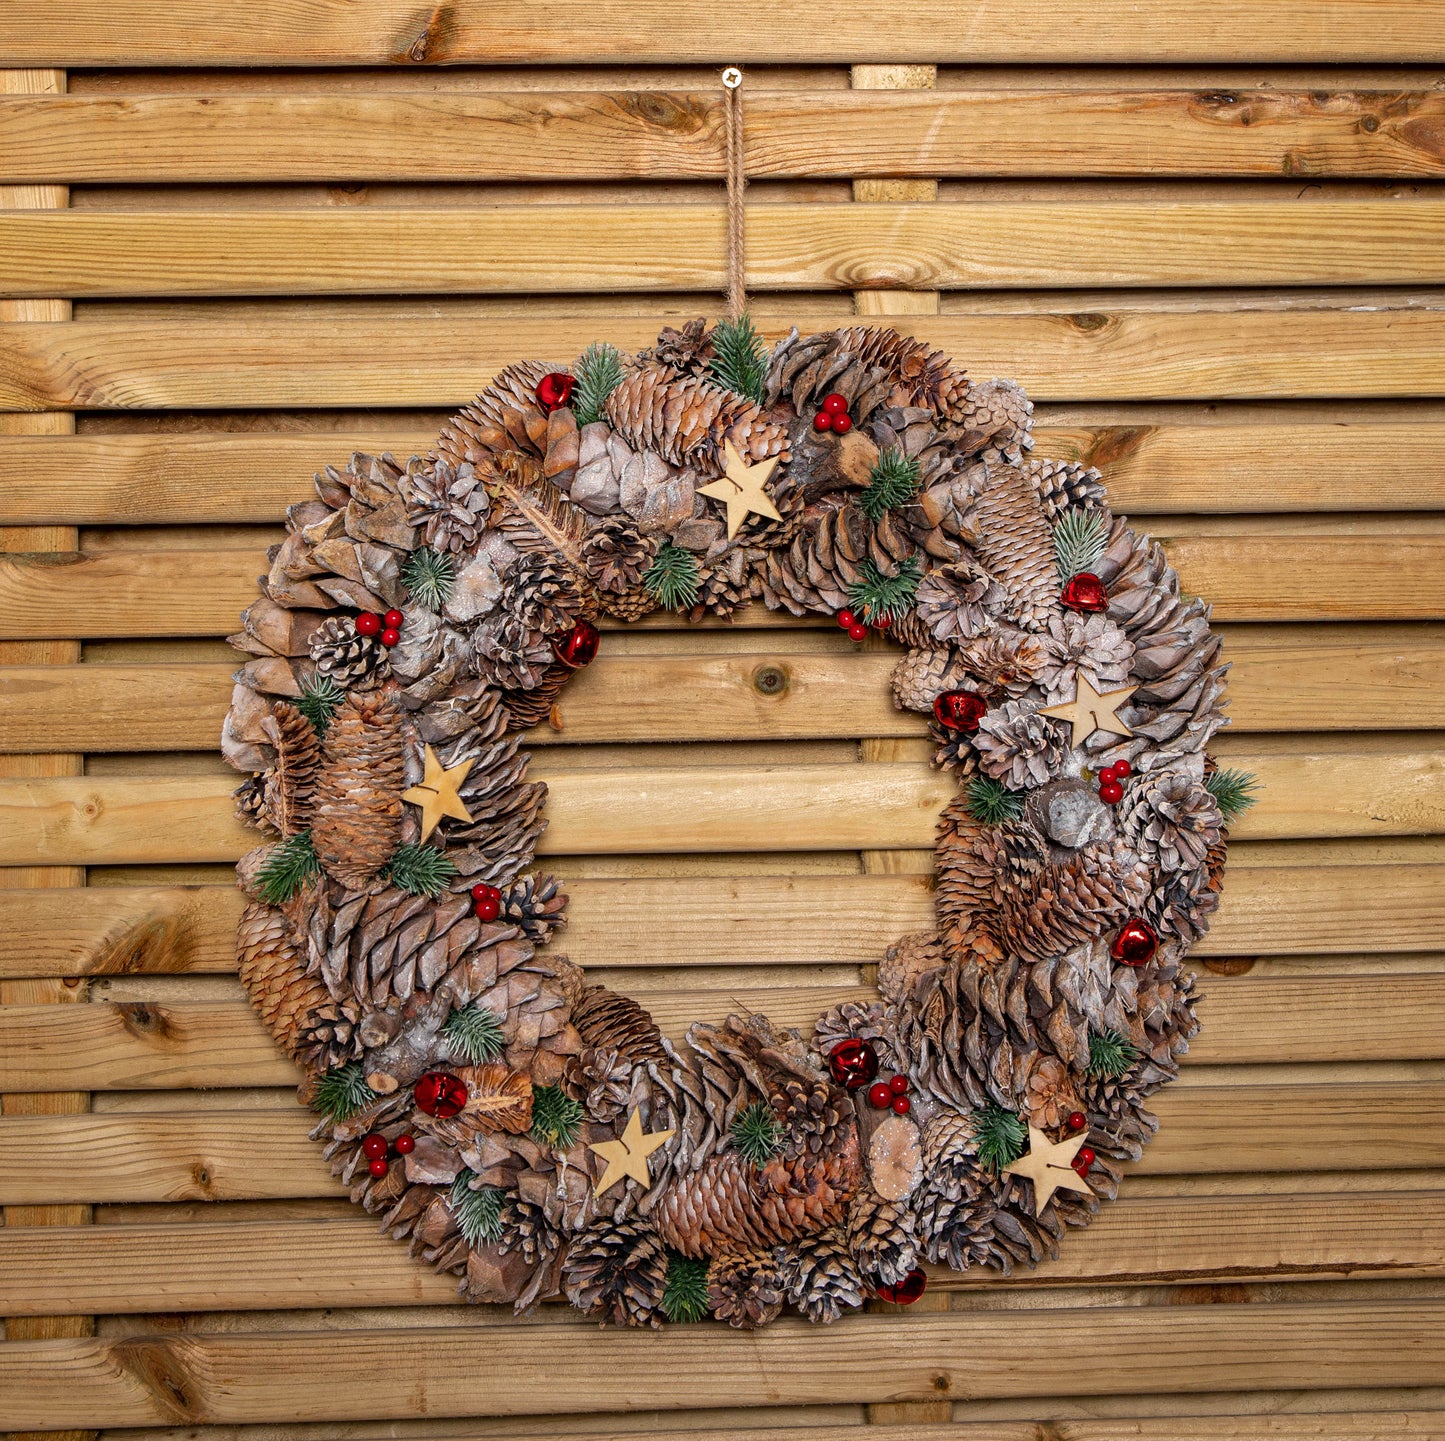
left=722, top=66, right=747, bottom=321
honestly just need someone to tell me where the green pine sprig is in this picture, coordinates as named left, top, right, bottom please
left=256, top=831, right=321, bottom=905
left=859, top=447, right=921, bottom=523
left=442, top=1002, right=507, bottom=1065
left=971, top=1102, right=1027, bottom=1171
left=1053, top=508, right=1108, bottom=581
left=707, top=313, right=768, bottom=403
left=642, top=542, right=700, bottom=610
left=312, top=1062, right=377, bottom=1123
left=449, top=1170, right=505, bottom=1246
left=846, top=556, right=922, bottom=625
left=1088, top=1028, right=1141, bottom=1079
left=295, top=672, right=344, bottom=737
left=401, top=546, right=456, bottom=611
left=531, top=1084, right=585, bottom=1150
left=572, top=342, right=626, bottom=426
left=730, top=1101, right=783, bottom=1167
left=385, top=842, right=458, bottom=898
left=1206, top=767, right=1260, bottom=826
left=965, top=775, right=1027, bottom=826
left=660, top=1253, right=712, bottom=1324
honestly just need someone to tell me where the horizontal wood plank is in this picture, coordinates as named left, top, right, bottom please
left=3, top=0, right=1442, bottom=65
left=3, top=203, right=1444, bottom=297
left=3, top=88, right=1443, bottom=181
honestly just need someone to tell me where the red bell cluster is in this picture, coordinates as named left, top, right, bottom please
left=356, top=608, right=406, bottom=648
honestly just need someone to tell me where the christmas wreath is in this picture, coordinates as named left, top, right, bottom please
left=224, top=317, right=1256, bottom=1327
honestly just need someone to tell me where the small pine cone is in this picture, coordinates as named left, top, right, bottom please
left=1037, top=612, right=1136, bottom=695
left=968, top=463, right=1058, bottom=633
left=921, top=1105, right=979, bottom=1179
left=974, top=699, right=1068, bottom=788
left=510, top=551, right=584, bottom=635
left=891, top=645, right=969, bottom=714
left=436, top=360, right=554, bottom=467
left=598, top=586, right=658, bottom=622
left=498, top=1195, right=562, bottom=1268
left=1027, top=456, right=1106, bottom=518
left=930, top=718, right=982, bottom=780
left=570, top=1046, right=635, bottom=1124
left=708, top=1249, right=784, bottom=1330
left=582, top=516, right=658, bottom=595
left=913, top=1169, right=999, bottom=1273
left=499, top=872, right=568, bottom=944
left=1021, top=1054, right=1083, bottom=1132
left=778, top=1227, right=865, bottom=1324
left=1082, top=1070, right=1159, bottom=1162
left=915, top=558, right=1002, bottom=644
left=1119, top=767, right=1223, bottom=875
left=402, top=455, right=489, bottom=555
left=813, top=1000, right=896, bottom=1068
left=563, top=1217, right=669, bottom=1328
left=309, top=615, right=388, bottom=691
left=645, top=317, right=715, bottom=377
left=956, top=377, right=1034, bottom=460
left=846, top=1191, right=920, bottom=1289
left=309, top=690, right=406, bottom=890
left=498, top=661, right=573, bottom=731
left=259, top=700, right=322, bottom=837
left=956, top=630, right=1051, bottom=699
left=234, top=774, right=270, bottom=832
left=571, top=985, right=670, bottom=1067
left=472, top=607, right=556, bottom=692
left=690, top=551, right=757, bottom=620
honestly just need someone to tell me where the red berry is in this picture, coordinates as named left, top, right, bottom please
left=813, top=411, right=832, bottom=431
left=1097, top=766, right=1117, bottom=785
left=831, top=412, right=853, bottom=434
left=867, top=1081, right=892, bottom=1110
left=393, top=1133, right=415, bottom=1155
left=1112, top=759, right=1132, bottom=778
left=475, top=896, right=501, bottom=921
left=361, top=1134, right=387, bottom=1159
left=368, top=1157, right=389, bottom=1178
left=873, top=614, right=891, bottom=630
left=1067, top=1111, right=1086, bottom=1132
left=383, top=609, right=404, bottom=630
left=889, top=1073, right=909, bottom=1095
left=380, top=626, right=402, bottom=647
left=847, top=623, right=867, bottom=642
left=1099, top=780, right=1124, bottom=804
left=822, top=393, right=849, bottom=415
left=891, top=1094, right=911, bottom=1115
left=1073, top=1146, right=1096, bottom=1175
left=355, top=611, right=382, bottom=637
left=836, top=609, right=856, bottom=629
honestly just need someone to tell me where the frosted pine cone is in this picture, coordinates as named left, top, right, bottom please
left=915, top=557, right=1003, bottom=643
left=777, top=1227, right=864, bottom=1324
left=562, top=1217, right=669, bottom=1328
left=707, top=1250, right=784, bottom=1330
left=570, top=1046, right=634, bottom=1124
left=403, top=456, right=489, bottom=555
left=957, top=377, right=1034, bottom=460
left=309, top=615, right=388, bottom=691
left=472, top=607, right=556, bottom=691
left=1121, top=768, right=1223, bottom=874
left=1038, top=611, right=1136, bottom=696
left=956, top=629, right=1051, bottom=698
left=974, top=699, right=1067, bottom=788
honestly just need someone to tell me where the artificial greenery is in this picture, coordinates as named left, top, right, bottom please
left=573, top=342, right=626, bottom=426
left=660, top=1252, right=712, bottom=1324
left=256, top=831, right=321, bottom=906
left=642, top=542, right=700, bottom=610
left=859, top=447, right=921, bottom=523
left=730, top=1101, right=784, bottom=1167
left=401, top=545, right=456, bottom=611
left=442, top=1001, right=507, bottom=1065
left=449, top=1170, right=505, bottom=1246
left=964, top=775, right=1027, bottom=827
left=1206, top=766, right=1260, bottom=825
left=707, top=313, right=768, bottom=403
left=846, top=556, right=922, bottom=625
left=970, top=1102, right=1028, bottom=1171
left=385, top=842, right=458, bottom=898
left=1052, top=508, right=1108, bottom=581
left=294, top=672, right=344, bottom=737
left=312, top=1062, right=377, bottom=1123
left=531, top=1084, right=585, bottom=1150
left=1088, top=1028, right=1141, bottom=1078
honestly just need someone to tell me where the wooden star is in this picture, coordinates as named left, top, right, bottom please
left=588, top=1107, right=675, bottom=1196
left=1038, top=674, right=1138, bottom=748
left=696, top=438, right=783, bottom=540
left=1001, top=1124, right=1095, bottom=1215
left=401, top=745, right=474, bottom=842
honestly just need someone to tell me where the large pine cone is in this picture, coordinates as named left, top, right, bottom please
left=778, top=1226, right=864, bottom=1324
left=707, top=1249, right=784, bottom=1330
left=310, top=690, right=406, bottom=889
left=258, top=700, right=321, bottom=837
left=435, top=360, right=554, bottom=467
left=402, top=456, right=489, bottom=556
left=968, top=464, right=1058, bottom=634
left=562, top=1217, right=669, bottom=1328
left=570, top=985, right=670, bottom=1067
left=309, top=615, right=388, bottom=691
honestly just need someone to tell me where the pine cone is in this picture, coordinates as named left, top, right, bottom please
left=498, top=1194, right=562, bottom=1268
left=778, top=1227, right=864, bottom=1324
left=308, top=615, right=388, bottom=691
left=563, top=1217, right=669, bottom=1328
left=570, top=1046, right=635, bottom=1124
left=707, top=1249, right=784, bottom=1330
left=1038, top=612, right=1136, bottom=695
left=690, top=548, right=759, bottom=620
left=499, top=872, right=568, bottom=945
left=309, top=690, right=406, bottom=890
left=1120, top=767, right=1223, bottom=875
left=571, top=985, right=670, bottom=1067
left=259, top=700, right=321, bottom=837
left=582, top=516, right=658, bottom=595
left=956, top=630, right=1051, bottom=699
left=510, top=551, right=584, bottom=635
left=915, top=557, right=1004, bottom=644
left=1027, top=456, right=1106, bottom=518
left=645, top=317, right=715, bottom=377
left=402, top=456, right=489, bottom=555
left=974, top=699, right=1067, bottom=789
left=967, top=463, right=1058, bottom=633
left=846, top=1190, right=920, bottom=1289
left=436, top=360, right=554, bottom=467
left=234, top=774, right=269, bottom=832
left=760, top=499, right=903, bottom=616
left=472, top=607, right=556, bottom=692
left=1082, top=1067, right=1158, bottom=1163
left=1021, top=1054, right=1083, bottom=1131
left=891, top=645, right=969, bottom=714
left=956, top=378, right=1034, bottom=461
left=497, top=661, right=572, bottom=731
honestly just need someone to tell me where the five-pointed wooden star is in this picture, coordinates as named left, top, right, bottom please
left=401, top=745, right=474, bottom=842
left=588, top=1107, right=675, bottom=1196
left=1002, top=1124, right=1095, bottom=1215
left=1038, top=674, right=1138, bottom=748
left=696, top=438, right=783, bottom=540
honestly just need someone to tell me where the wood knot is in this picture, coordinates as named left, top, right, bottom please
left=117, top=1000, right=175, bottom=1039
left=752, top=664, right=789, bottom=697
left=1204, top=956, right=1256, bottom=976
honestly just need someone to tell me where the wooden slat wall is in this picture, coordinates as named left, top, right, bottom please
left=1, top=14, right=1443, bottom=1439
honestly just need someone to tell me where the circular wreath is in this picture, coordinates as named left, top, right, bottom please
left=224, top=318, right=1247, bottom=1328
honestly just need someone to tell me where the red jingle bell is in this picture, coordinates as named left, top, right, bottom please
left=932, top=690, right=988, bottom=733
left=414, top=1070, right=469, bottom=1119
left=867, top=1081, right=892, bottom=1110
left=828, top=1038, right=879, bottom=1092
left=875, top=1268, right=927, bottom=1305
left=535, top=372, right=575, bottom=414
left=393, top=1132, right=416, bottom=1155
left=552, top=618, right=600, bottom=668
left=1061, top=571, right=1108, bottom=613
left=1110, top=917, right=1159, bottom=967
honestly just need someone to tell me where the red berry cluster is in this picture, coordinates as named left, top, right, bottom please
left=812, top=392, right=853, bottom=435
left=1095, top=756, right=1132, bottom=806
left=1072, top=1145, right=1096, bottom=1177
left=471, top=881, right=503, bottom=922
left=835, top=608, right=868, bottom=643
left=356, top=608, right=405, bottom=648
left=361, top=1129, right=415, bottom=1178
left=867, top=1072, right=912, bottom=1116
